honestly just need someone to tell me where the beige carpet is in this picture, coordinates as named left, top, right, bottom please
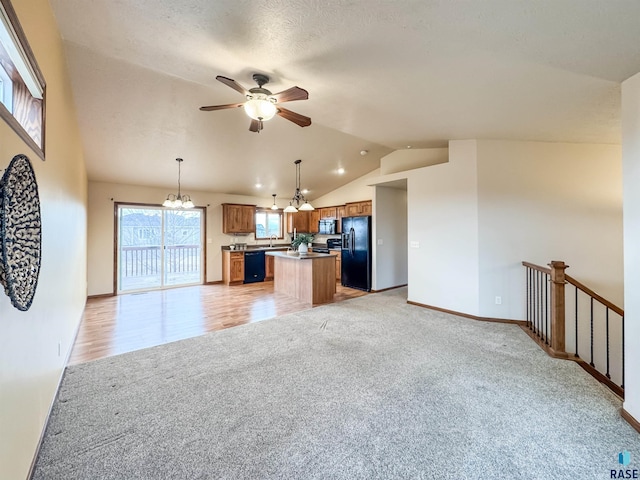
left=33, top=288, right=638, bottom=479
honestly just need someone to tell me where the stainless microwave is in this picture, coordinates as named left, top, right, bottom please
left=319, top=219, right=337, bottom=235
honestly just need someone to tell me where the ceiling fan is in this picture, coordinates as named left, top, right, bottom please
left=200, top=74, right=311, bottom=133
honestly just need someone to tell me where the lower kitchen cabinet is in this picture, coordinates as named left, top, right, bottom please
left=330, top=250, right=341, bottom=281
left=222, top=251, right=244, bottom=285
left=265, top=254, right=275, bottom=280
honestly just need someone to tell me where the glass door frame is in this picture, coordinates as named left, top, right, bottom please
left=113, top=202, right=207, bottom=294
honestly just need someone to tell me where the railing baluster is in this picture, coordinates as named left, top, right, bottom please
left=527, top=268, right=531, bottom=330
left=538, top=270, right=542, bottom=337
left=539, top=271, right=544, bottom=340
left=590, top=297, right=595, bottom=368
left=605, top=307, right=610, bottom=379
left=622, top=315, right=625, bottom=389
left=544, top=272, right=548, bottom=345
left=575, top=286, right=579, bottom=358
left=533, top=270, right=538, bottom=335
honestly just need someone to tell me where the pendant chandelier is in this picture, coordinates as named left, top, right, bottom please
left=283, top=159, right=314, bottom=213
left=163, top=158, right=194, bottom=209
left=271, top=194, right=279, bottom=210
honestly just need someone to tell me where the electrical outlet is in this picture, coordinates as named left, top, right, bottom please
left=495, top=296, right=502, bottom=305
left=377, top=239, right=383, bottom=245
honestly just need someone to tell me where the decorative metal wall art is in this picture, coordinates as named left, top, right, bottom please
left=0, top=154, right=41, bottom=311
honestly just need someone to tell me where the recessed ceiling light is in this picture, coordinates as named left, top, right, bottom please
left=255, top=183, right=262, bottom=188
left=337, top=168, right=345, bottom=174
left=360, top=150, right=369, bottom=156
left=302, top=189, right=309, bottom=194
left=406, top=145, right=412, bottom=149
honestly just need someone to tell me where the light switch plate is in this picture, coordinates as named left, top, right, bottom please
left=410, top=241, right=420, bottom=248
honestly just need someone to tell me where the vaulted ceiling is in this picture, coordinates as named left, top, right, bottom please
left=49, top=0, right=640, bottom=200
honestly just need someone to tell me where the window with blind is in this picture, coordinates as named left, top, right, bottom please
left=255, top=209, right=283, bottom=239
left=0, top=0, right=45, bottom=159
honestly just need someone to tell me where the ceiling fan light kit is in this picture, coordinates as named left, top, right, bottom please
left=244, top=95, right=277, bottom=122
left=200, top=73, right=311, bottom=132
left=163, top=158, right=194, bottom=209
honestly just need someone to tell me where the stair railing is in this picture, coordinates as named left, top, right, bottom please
left=522, top=260, right=624, bottom=397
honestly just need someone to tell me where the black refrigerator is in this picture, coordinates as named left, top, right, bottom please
left=341, top=215, right=372, bottom=291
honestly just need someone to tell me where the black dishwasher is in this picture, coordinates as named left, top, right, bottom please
left=244, top=250, right=266, bottom=283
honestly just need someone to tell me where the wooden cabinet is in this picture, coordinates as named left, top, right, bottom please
left=336, top=205, right=345, bottom=233
left=286, top=211, right=309, bottom=233
left=308, top=210, right=320, bottom=234
left=222, top=251, right=245, bottom=285
left=345, top=200, right=372, bottom=217
left=319, top=207, right=337, bottom=219
left=331, top=250, right=342, bottom=281
left=222, top=204, right=256, bottom=234
left=265, top=254, right=274, bottom=280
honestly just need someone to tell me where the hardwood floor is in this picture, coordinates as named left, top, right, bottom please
left=69, top=281, right=368, bottom=365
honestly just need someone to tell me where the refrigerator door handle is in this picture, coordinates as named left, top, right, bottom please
left=350, top=227, right=355, bottom=255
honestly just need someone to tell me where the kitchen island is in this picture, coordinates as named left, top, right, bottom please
left=265, top=251, right=336, bottom=305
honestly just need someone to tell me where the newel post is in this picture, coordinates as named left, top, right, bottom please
left=548, top=260, right=568, bottom=355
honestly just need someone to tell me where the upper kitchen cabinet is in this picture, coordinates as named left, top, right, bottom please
left=336, top=205, right=345, bottom=233
left=308, top=210, right=320, bottom=234
left=222, top=203, right=256, bottom=234
left=319, top=207, right=337, bottom=219
left=286, top=211, right=309, bottom=233
left=345, top=200, right=372, bottom=217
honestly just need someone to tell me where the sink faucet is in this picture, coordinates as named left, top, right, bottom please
left=270, top=234, right=277, bottom=248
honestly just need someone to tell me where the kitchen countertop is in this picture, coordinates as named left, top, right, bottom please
left=265, top=251, right=335, bottom=259
left=221, top=245, right=290, bottom=251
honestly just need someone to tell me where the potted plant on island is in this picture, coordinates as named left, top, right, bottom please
left=291, top=233, right=315, bottom=254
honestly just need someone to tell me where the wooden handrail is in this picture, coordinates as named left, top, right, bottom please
left=565, top=274, right=624, bottom=317
left=521, top=261, right=551, bottom=274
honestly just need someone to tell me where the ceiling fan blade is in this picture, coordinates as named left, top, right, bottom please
left=271, top=86, right=309, bottom=103
left=277, top=107, right=312, bottom=127
left=216, top=76, right=249, bottom=96
left=199, top=103, right=244, bottom=111
left=249, top=119, right=261, bottom=132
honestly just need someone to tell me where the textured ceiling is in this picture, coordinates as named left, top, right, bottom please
left=49, top=0, right=640, bottom=199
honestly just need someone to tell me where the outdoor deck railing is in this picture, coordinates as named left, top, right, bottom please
left=121, top=245, right=201, bottom=277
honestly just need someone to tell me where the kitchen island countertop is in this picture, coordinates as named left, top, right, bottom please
left=265, top=251, right=334, bottom=260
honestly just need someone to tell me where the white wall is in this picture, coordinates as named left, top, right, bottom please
left=400, top=139, right=622, bottom=322
left=0, top=2, right=87, bottom=478
left=380, top=148, right=448, bottom=175
left=407, top=140, right=481, bottom=314
left=622, top=71, right=640, bottom=423
left=311, top=168, right=379, bottom=207
left=88, top=182, right=286, bottom=295
left=476, top=140, right=623, bottom=319
left=373, top=186, right=407, bottom=290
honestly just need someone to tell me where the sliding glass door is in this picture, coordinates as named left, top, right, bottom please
left=117, top=205, right=204, bottom=293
